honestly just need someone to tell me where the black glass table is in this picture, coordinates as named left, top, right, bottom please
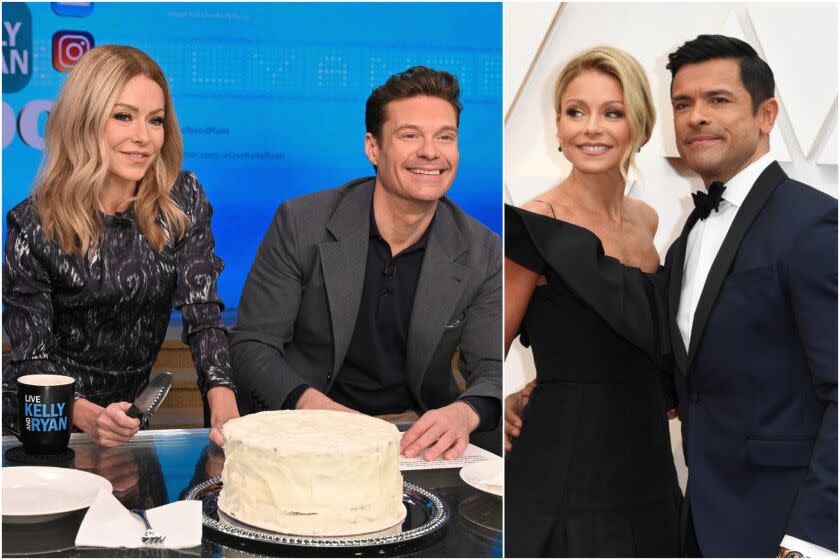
left=2, top=426, right=502, bottom=557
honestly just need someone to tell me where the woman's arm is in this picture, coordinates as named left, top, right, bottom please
left=504, top=257, right=538, bottom=356
left=171, top=173, right=238, bottom=445
left=504, top=198, right=557, bottom=355
left=2, top=206, right=61, bottom=431
left=504, top=257, right=540, bottom=451
left=2, top=207, right=59, bottom=380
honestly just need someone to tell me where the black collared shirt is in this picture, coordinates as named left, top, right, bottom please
left=285, top=202, right=498, bottom=430
left=324, top=203, right=430, bottom=413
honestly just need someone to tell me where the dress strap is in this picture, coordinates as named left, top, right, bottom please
left=533, top=199, right=557, bottom=219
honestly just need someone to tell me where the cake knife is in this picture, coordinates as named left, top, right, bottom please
left=126, top=372, right=174, bottom=427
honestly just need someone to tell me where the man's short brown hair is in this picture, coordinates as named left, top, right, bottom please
left=365, top=66, right=462, bottom=141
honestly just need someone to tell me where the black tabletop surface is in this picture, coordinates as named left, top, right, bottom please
left=2, top=425, right=502, bottom=557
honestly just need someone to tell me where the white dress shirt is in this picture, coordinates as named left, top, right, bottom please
left=676, top=152, right=774, bottom=350
left=677, top=152, right=835, bottom=557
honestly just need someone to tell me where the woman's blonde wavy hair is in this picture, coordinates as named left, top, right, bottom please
left=33, top=45, right=187, bottom=256
left=554, top=46, right=655, bottom=181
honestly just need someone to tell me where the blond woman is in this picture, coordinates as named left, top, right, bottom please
left=504, top=47, right=680, bottom=556
left=2, top=46, right=238, bottom=448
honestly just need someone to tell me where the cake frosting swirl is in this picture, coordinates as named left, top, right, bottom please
left=218, top=410, right=406, bottom=536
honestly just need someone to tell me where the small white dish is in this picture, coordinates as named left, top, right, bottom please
left=2, top=466, right=113, bottom=524
left=459, top=457, right=503, bottom=497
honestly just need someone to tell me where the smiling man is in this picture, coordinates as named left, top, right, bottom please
left=231, top=67, right=502, bottom=461
left=662, top=35, right=837, bottom=557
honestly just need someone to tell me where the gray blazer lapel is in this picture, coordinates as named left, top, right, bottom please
left=406, top=203, right=471, bottom=398
left=687, top=161, right=786, bottom=363
left=320, top=180, right=374, bottom=374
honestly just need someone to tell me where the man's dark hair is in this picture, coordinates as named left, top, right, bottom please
left=666, top=34, right=775, bottom=113
left=365, top=66, right=462, bottom=141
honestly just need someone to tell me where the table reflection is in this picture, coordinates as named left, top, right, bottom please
left=2, top=428, right=502, bottom=557
left=72, top=439, right=168, bottom=509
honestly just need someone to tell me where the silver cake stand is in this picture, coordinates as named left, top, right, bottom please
left=184, top=478, right=450, bottom=556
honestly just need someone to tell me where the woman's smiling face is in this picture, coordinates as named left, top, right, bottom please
left=104, top=74, right=166, bottom=193
left=556, top=70, right=631, bottom=176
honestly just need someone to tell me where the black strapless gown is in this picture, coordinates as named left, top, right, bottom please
left=505, top=205, right=681, bottom=557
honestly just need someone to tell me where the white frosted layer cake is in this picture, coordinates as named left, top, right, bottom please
left=218, top=410, right=406, bottom=536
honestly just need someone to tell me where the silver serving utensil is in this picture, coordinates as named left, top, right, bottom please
left=132, top=508, right=166, bottom=544
left=126, top=372, right=174, bottom=424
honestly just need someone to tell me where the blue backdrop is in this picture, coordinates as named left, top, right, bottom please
left=2, top=2, right=502, bottom=317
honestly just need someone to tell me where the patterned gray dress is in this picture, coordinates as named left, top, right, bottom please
left=2, top=172, right=235, bottom=424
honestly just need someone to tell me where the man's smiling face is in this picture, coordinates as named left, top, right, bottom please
left=364, top=95, right=459, bottom=203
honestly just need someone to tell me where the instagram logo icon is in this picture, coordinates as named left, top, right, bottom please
left=52, top=31, right=94, bottom=72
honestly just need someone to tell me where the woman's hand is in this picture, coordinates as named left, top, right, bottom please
left=207, top=386, right=239, bottom=446
left=504, top=380, right=536, bottom=452
left=73, top=399, right=140, bottom=447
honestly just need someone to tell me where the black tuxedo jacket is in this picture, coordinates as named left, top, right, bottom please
left=664, top=162, right=837, bottom=556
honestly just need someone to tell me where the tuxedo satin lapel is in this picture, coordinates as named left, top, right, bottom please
left=687, top=161, right=787, bottom=363
left=670, top=211, right=699, bottom=376
left=405, top=206, right=470, bottom=401
left=320, top=181, right=374, bottom=374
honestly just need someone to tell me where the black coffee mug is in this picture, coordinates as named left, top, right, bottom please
left=2, top=374, right=75, bottom=454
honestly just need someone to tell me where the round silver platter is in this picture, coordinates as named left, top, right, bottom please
left=184, top=478, right=450, bottom=555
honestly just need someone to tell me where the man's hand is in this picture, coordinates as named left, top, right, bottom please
left=505, top=380, right=536, bottom=452
left=73, top=399, right=140, bottom=448
left=400, top=401, right=480, bottom=461
left=207, top=386, right=240, bottom=446
left=296, top=388, right=358, bottom=414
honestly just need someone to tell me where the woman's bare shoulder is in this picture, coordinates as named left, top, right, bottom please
left=624, top=197, right=659, bottom=236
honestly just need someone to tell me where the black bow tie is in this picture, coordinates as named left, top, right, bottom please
left=692, top=181, right=727, bottom=220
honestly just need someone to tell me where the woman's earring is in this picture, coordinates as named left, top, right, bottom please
left=637, top=147, right=641, bottom=153
left=558, top=145, right=563, bottom=153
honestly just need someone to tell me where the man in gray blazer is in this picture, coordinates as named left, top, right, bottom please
left=231, top=67, right=501, bottom=461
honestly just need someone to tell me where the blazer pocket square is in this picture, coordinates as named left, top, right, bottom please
left=445, top=311, right=467, bottom=329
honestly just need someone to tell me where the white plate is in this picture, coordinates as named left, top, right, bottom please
left=459, top=458, right=503, bottom=497
left=2, top=466, right=113, bottom=524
